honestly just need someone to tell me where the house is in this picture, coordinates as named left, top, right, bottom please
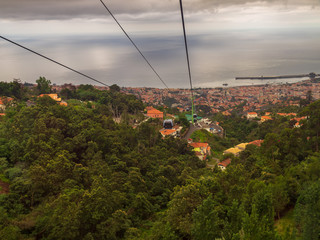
left=38, top=94, right=68, bottom=106
left=277, top=112, right=297, bottom=117
left=39, top=94, right=61, bottom=102
left=177, top=107, right=185, bottom=112
left=247, top=112, right=258, bottom=119
left=59, top=101, right=68, bottom=106
left=291, top=116, right=306, bottom=128
left=223, top=147, right=242, bottom=156
left=218, top=158, right=231, bottom=171
left=0, top=99, right=4, bottom=111
left=159, top=129, right=177, bottom=137
left=0, top=113, right=5, bottom=118
left=294, top=122, right=301, bottom=128
left=189, top=142, right=211, bottom=160
left=248, top=140, right=264, bottom=147
left=224, top=142, right=249, bottom=156
left=0, top=97, right=13, bottom=110
left=222, top=111, right=231, bottom=116
left=146, top=107, right=164, bottom=119
left=260, top=115, right=272, bottom=123
left=235, top=143, right=249, bottom=151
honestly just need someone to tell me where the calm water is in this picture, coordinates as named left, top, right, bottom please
left=1, top=29, right=320, bottom=88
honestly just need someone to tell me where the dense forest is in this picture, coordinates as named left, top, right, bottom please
left=1, top=80, right=320, bottom=239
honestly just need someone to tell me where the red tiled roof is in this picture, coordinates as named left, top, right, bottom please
left=261, top=116, right=272, bottom=120
left=147, top=107, right=163, bottom=114
left=249, top=140, right=264, bottom=147
left=160, top=129, right=176, bottom=136
left=218, top=158, right=231, bottom=167
left=189, top=142, right=209, bottom=148
left=0, top=97, right=13, bottom=105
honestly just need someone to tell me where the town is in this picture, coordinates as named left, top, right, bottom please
left=121, top=78, right=319, bottom=115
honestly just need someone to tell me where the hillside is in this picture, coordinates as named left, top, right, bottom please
left=0, top=81, right=320, bottom=239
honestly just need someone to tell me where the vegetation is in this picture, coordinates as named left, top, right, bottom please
left=0, top=80, right=320, bottom=239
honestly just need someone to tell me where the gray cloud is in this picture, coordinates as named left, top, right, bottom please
left=0, top=0, right=319, bottom=20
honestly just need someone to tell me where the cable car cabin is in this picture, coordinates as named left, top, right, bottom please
left=193, top=114, right=198, bottom=122
left=163, top=119, right=174, bottom=129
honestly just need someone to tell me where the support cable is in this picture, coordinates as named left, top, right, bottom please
left=99, top=0, right=169, bottom=89
left=179, top=0, right=195, bottom=123
left=0, top=35, right=109, bottom=87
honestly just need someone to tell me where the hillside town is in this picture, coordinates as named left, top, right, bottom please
left=122, top=78, right=320, bottom=115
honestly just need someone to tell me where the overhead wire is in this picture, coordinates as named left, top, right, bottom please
left=179, top=0, right=195, bottom=122
left=99, top=0, right=169, bottom=89
left=0, top=35, right=109, bottom=87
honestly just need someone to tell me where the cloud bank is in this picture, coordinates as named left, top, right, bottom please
left=1, top=0, right=319, bottom=20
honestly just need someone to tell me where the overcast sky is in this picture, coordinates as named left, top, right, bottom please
left=1, top=0, right=320, bottom=88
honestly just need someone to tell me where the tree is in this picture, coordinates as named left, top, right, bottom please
left=166, top=182, right=208, bottom=237
left=295, top=181, right=320, bottom=240
left=270, top=176, right=289, bottom=219
left=36, top=77, right=51, bottom=94
left=306, top=90, right=313, bottom=104
left=60, top=88, right=74, bottom=99
left=11, top=79, right=23, bottom=99
left=241, top=204, right=277, bottom=240
left=110, top=84, right=121, bottom=93
left=301, top=100, right=320, bottom=152
left=192, top=195, right=224, bottom=240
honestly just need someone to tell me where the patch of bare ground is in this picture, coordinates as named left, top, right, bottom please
left=0, top=180, right=9, bottom=194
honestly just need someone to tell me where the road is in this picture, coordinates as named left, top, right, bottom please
left=183, top=120, right=224, bottom=140
left=183, top=124, right=200, bottom=140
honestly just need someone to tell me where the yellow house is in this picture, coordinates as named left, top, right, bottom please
left=39, top=94, right=61, bottom=102
left=224, top=142, right=250, bottom=156
left=38, top=94, right=68, bottom=106
left=235, top=143, right=249, bottom=150
left=223, top=147, right=242, bottom=156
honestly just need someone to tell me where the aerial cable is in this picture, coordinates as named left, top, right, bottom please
left=0, top=35, right=109, bottom=87
left=99, top=0, right=169, bottom=89
left=179, top=0, right=195, bottom=123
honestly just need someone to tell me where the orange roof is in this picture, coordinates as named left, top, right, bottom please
left=59, top=101, right=68, bottom=106
left=218, top=158, right=231, bottom=167
left=0, top=113, right=5, bottom=117
left=148, top=109, right=163, bottom=114
left=261, top=116, right=272, bottom=120
left=0, top=97, right=13, bottom=105
left=277, top=113, right=297, bottom=117
left=291, top=116, right=307, bottom=122
left=147, top=107, right=163, bottom=114
left=39, top=94, right=61, bottom=102
left=249, top=140, right=264, bottom=147
left=189, top=142, right=209, bottom=148
left=248, top=112, right=257, bottom=115
left=160, top=129, right=176, bottom=136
